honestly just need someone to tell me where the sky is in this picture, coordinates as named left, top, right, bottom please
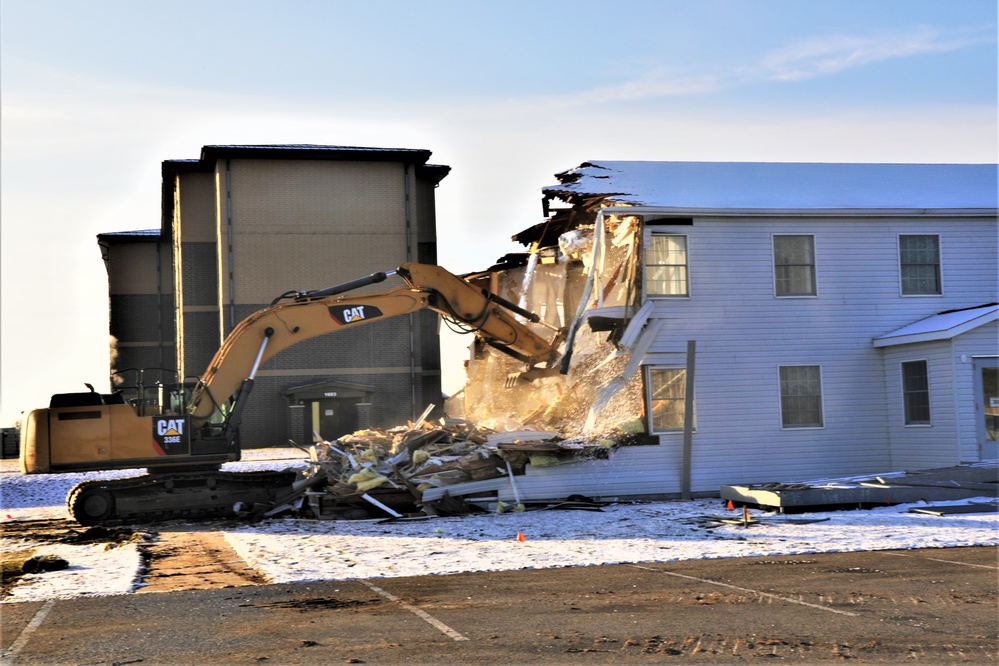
left=1, top=0, right=996, bottom=425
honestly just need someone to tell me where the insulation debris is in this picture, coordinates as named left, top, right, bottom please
left=256, top=410, right=635, bottom=520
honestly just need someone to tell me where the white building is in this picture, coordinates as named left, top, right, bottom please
left=497, top=161, right=998, bottom=499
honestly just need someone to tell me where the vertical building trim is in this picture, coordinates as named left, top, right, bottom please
left=156, top=238, right=164, bottom=369
left=225, top=159, right=236, bottom=331
left=404, top=164, right=417, bottom=419
left=172, top=173, right=186, bottom=378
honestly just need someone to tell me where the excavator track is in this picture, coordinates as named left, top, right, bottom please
left=67, top=470, right=299, bottom=526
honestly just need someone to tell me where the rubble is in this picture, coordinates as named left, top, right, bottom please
left=257, top=203, right=666, bottom=521
left=252, top=408, right=632, bottom=520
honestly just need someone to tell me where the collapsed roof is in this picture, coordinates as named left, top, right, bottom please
left=516, top=160, right=998, bottom=249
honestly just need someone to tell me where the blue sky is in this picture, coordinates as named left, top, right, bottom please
left=1, top=0, right=996, bottom=424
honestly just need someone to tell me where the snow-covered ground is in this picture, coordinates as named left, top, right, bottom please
left=2, top=450, right=997, bottom=604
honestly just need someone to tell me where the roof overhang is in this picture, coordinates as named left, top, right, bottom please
left=281, top=379, right=377, bottom=401
left=874, top=305, right=999, bottom=348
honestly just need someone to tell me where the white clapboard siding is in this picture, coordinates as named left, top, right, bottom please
left=420, top=448, right=682, bottom=503
left=513, top=446, right=683, bottom=498
left=881, top=340, right=959, bottom=470
left=635, top=214, right=997, bottom=487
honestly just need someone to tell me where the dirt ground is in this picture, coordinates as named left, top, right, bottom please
left=0, top=518, right=264, bottom=598
left=137, top=527, right=268, bottom=593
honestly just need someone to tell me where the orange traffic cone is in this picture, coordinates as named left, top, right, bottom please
left=516, top=531, right=526, bottom=542
left=726, top=500, right=735, bottom=511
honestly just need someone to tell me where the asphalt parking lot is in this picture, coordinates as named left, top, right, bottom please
left=2, top=546, right=996, bottom=664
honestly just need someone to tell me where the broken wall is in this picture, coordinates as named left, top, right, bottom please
left=456, top=211, right=650, bottom=441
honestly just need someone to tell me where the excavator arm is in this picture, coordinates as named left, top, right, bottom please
left=187, top=262, right=563, bottom=428
left=20, top=262, right=564, bottom=524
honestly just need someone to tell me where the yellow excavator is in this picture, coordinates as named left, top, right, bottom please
left=20, top=263, right=564, bottom=525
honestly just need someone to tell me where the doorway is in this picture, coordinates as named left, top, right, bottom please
left=282, top=379, right=376, bottom=446
left=973, top=358, right=999, bottom=460
left=311, top=398, right=360, bottom=442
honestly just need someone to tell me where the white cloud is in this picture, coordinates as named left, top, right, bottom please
left=543, top=25, right=995, bottom=106
left=759, top=25, right=994, bottom=82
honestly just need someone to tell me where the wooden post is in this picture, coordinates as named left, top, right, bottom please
left=681, top=340, right=696, bottom=499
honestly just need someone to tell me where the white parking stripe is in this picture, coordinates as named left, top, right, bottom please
left=629, top=564, right=859, bottom=617
left=1, top=599, right=56, bottom=665
left=360, top=580, right=469, bottom=642
left=880, top=551, right=998, bottom=569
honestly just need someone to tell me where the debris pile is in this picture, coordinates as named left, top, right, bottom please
left=254, top=408, right=632, bottom=521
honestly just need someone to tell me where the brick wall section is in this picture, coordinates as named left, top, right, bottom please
left=102, top=238, right=176, bottom=393
left=218, top=159, right=410, bottom=310
left=174, top=171, right=221, bottom=379
left=205, top=155, right=441, bottom=447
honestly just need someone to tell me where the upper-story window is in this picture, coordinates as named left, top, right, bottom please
left=645, top=233, right=688, bottom=296
left=899, top=234, right=941, bottom=295
left=773, top=234, right=816, bottom=297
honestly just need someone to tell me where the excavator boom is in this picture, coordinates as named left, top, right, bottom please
left=19, top=262, right=564, bottom=525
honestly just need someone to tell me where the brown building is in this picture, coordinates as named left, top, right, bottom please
left=99, top=144, right=450, bottom=448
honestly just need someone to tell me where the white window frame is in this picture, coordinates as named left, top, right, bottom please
left=644, top=232, right=689, bottom=298
left=901, top=359, right=932, bottom=426
left=645, top=366, right=694, bottom=434
left=778, top=365, right=825, bottom=430
left=772, top=234, right=818, bottom=298
left=898, top=234, right=942, bottom=297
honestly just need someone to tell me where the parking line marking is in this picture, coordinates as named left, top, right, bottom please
left=1, top=599, right=56, bottom=665
left=880, top=552, right=997, bottom=569
left=360, top=580, right=469, bottom=642
left=629, top=564, right=859, bottom=616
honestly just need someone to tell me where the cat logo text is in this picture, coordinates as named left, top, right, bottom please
left=328, top=304, right=384, bottom=325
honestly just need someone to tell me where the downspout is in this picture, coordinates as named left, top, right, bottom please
left=404, top=164, right=417, bottom=419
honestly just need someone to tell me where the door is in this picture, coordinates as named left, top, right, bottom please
left=973, top=359, right=999, bottom=460
left=310, top=399, right=360, bottom=442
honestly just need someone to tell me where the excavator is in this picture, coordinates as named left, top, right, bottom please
left=20, top=263, right=565, bottom=525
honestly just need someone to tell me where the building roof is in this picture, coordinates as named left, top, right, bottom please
left=96, top=229, right=162, bottom=243
left=159, top=144, right=451, bottom=234
left=543, top=161, right=999, bottom=214
left=199, top=144, right=434, bottom=165
left=873, top=304, right=999, bottom=347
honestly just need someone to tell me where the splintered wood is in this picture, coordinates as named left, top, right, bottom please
left=257, top=409, right=619, bottom=520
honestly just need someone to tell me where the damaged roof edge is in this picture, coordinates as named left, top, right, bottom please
left=543, top=161, right=998, bottom=211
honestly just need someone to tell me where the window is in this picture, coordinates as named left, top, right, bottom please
left=773, top=235, right=816, bottom=296
left=779, top=365, right=823, bottom=428
left=902, top=360, right=931, bottom=425
left=645, top=234, right=688, bottom=296
left=899, top=235, right=941, bottom=295
left=647, top=367, right=693, bottom=432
